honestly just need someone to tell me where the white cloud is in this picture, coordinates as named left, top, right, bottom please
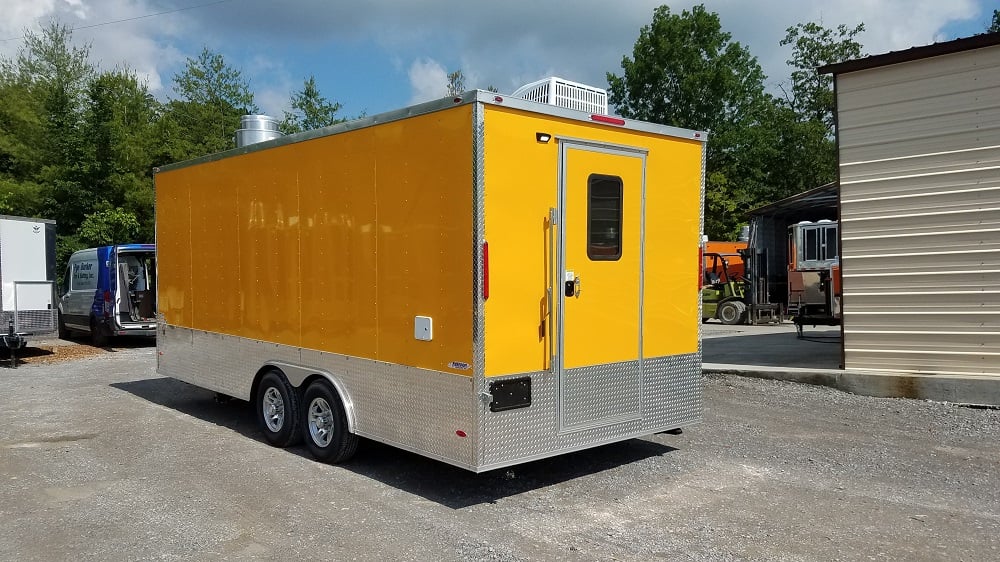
left=0, top=0, right=991, bottom=116
left=407, top=58, right=448, bottom=104
left=0, top=0, right=188, bottom=96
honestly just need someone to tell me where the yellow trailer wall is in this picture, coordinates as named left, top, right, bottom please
left=156, top=105, right=474, bottom=375
left=482, top=105, right=702, bottom=377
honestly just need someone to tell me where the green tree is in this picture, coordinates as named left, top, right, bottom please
left=767, top=21, right=866, bottom=198
left=447, top=69, right=466, bottom=96
left=78, top=207, right=141, bottom=246
left=280, top=75, right=344, bottom=134
left=0, top=23, right=94, bottom=231
left=780, top=22, right=865, bottom=131
left=990, top=10, right=999, bottom=33
left=84, top=67, right=159, bottom=241
left=158, top=47, right=256, bottom=162
left=607, top=5, right=771, bottom=238
left=0, top=77, right=46, bottom=218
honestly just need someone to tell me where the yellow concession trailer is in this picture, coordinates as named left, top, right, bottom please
left=154, top=91, right=706, bottom=472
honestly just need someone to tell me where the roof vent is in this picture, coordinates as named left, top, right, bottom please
left=512, top=77, right=608, bottom=115
left=235, top=114, right=283, bottom=148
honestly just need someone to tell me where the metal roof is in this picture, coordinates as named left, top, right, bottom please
left=748, top=182, right=839, bottom=218
left=819, top=32, right=1000, bottom=75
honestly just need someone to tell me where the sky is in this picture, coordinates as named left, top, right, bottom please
left=0, top=0, right=996, bottom=120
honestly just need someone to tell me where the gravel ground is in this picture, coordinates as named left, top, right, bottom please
left=1, top=347, right=998, bottom=561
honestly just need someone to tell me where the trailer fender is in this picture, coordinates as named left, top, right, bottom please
left=261, top=361, right=357, bottom=434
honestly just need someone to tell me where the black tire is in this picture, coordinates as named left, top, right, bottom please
left=90, top=316, right=108, bottom=347
left=301, top=380, right=358, bottom=464
left=255, top=370, right=301, bottom=448
left=718, top=300, right=745, bottom=325
left=58, top=312, right=70, bottom=339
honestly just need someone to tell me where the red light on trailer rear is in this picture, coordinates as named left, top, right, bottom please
left=456, top=430, right=467, bottom=438
left=482, top=241, right=490, bottom=300
left=494, top=96, right=503, bottom=103
left=591, top=114, right=626, bottom=126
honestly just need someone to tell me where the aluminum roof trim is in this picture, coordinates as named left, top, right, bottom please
left=155, top=90, right=707, bottom=174
left=0, top=215, right=56, bottom=224
left=474, top=90, right=707, bottom=142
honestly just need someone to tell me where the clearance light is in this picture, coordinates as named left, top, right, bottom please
left=591, top=114, right=626, bottom=126
left=456, top=430, right=468, bottom=438
left=536, top=132, right=551, bottom=143
left=494, top=96, right=504, bottom=103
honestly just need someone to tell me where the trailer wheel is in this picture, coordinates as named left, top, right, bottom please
left=718, top=300, right=746, bottom=325
left=302, top=380, right=358, bottom=464
left=89, top=316, right=108, bottom=347
left=255, top=370, right=301, bottom=448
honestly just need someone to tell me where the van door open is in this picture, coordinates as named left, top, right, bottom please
left=557, top=141, right=646, bottom=432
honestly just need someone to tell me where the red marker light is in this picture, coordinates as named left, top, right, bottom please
left=494, top=96, right=503, bottom=103
left=591, top=114, right=626, bottom=126
left=456, top=430, right=468, bottom=438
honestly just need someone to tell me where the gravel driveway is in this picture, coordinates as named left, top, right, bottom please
left=1, top=345, right=997, bottom=561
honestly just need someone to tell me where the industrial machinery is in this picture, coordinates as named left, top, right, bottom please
left=701, top=252, right=747, bottom=325
left=788, top=220, right=841, bottom=337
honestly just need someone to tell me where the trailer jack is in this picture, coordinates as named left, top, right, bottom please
left=2, top=318, right=25, bottom=368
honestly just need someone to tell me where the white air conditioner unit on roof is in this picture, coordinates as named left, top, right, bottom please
left=512, top=76, right=608, bottom=115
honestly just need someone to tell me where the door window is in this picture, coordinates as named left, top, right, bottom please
left=587, top=174, right=623, bottom=261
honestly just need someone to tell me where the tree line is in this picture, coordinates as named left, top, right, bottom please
left=0, top=23, right=344, bottom=274
left=1, top=6, right=995, bottom=276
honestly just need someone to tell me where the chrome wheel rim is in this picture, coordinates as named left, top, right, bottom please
left=308, top=397, right=334, bottom=447
left=262, top=387, right=285, bottom=432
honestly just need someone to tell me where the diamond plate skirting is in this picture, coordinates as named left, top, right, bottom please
left=158, top=325, right=479, bottom=469
left=158, top=325, right=701, bottom=472
left=562, top=360, right=641, bottom=428
left=480, top=354, right=702, bottom=471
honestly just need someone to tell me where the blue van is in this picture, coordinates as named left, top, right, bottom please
left=58, top=244, right=156, bottom=346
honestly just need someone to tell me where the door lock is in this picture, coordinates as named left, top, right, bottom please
left=564, top=275, right=581, bottom=298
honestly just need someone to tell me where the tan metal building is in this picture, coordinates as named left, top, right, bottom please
left=822, top=34, right=1000, bottom=377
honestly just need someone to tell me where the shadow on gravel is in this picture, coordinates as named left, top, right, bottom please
left=703, top=330, right=840, bottom=369
left=61, top=335, right=157, bottom=351
left=111, top=377, right=260, bottom=438
left=340, top=437, right=675, bottom=509
left=112, top=376, right=677, bottom=509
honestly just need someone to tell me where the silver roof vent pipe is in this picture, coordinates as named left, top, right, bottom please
left=235, top=114, right=283, bottom=148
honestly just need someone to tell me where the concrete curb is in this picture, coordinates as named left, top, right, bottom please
left=703, top=363, right=1000, bottom=407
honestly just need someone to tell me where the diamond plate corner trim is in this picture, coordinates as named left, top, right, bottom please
left=472, top=100, right=487, bottom=467
left=698, top=143, right=707, bottom=359
left=480, top=352, right=702, bottom=470
left=158, top=325, right=478, bottom=469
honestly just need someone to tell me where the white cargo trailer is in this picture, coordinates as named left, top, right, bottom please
left=0, top=215, right=58, bottom=354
